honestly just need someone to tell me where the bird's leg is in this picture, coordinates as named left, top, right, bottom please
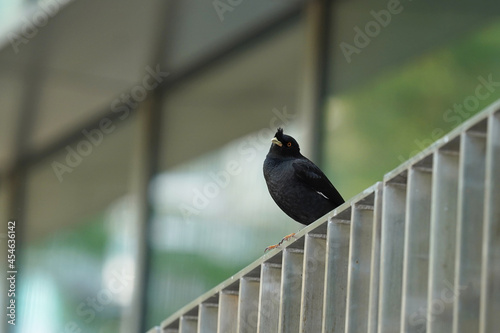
left=264, top=243, right=281, bottom=253
left=264, top=232, right=298, bottom=253
left=279, top=232, right=296, bottom=244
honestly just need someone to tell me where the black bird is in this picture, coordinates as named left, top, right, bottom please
left=263, top=128, right=344, bottom=250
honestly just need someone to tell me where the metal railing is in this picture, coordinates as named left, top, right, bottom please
left=148, top=100, right=500, bottom=333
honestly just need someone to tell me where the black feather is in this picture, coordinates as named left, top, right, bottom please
left=263, top=128, right=344, bottom=225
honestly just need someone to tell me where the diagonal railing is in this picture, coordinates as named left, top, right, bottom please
left=148, top=100, right=500, bottom=333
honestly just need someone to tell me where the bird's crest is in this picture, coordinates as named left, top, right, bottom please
left=275, top=127, right=284, bottom=140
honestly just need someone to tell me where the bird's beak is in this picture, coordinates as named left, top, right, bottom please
left=271, top=137, right=283, bottom=147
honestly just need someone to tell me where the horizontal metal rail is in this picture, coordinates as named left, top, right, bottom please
left=148, top=100, right=500, bottom=333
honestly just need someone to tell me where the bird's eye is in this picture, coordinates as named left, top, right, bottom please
left=287, top=142, right=292, bottom=147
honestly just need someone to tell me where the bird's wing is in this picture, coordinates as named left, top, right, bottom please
left=292, top=159, right=344, bottom=203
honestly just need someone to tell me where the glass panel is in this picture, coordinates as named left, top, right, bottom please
left=165, top=0, right=305, bottom=71
left=1, top=0, right=161, bottom=153
left=325, top=0, right=500, bottom=199
left=18, top=196, right=137, bottom=333
left=18, top=117, right=138, bottom=332
left=158, top=16, right=306, bottom=169
left=147, top=17, right=306, bottom=327
left=24, top=116, right=136, bottom=239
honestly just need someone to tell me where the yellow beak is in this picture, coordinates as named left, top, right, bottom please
left=271, top=137, right=283, bottom=147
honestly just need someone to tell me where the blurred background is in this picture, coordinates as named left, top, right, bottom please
left=1, top=0, right=500, bottom=332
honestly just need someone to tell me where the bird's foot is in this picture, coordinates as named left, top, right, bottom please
left=264, top=243, right=281, bottom=253
left=280, top=232, right=296, bottom=244
left=264, top=233, right=297, bottom=253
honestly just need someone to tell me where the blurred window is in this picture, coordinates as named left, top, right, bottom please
left=19, top=117, right=138, bottom=332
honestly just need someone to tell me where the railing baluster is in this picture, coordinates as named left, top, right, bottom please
left=378, top=174, right=408, bottom=333
left=453, top=123, right=488, bottom=333
left=479, top=111, right=500, bottom=333
left=279, top=247, right=304, bottom=333
left=218, top=290, right=239, bottom=333
left=367, top=183, right=383, bottom=333
left=238, top=277, right=260, bottom=333
left=401, top=158, right=433, bottom=333
left=199, top=303, right=218, bottom=333
left=299, top=233, right=327, bottom=333
left=322, top=208, right=352, bottom=333
left=427, top=141, right=460, bottom=333
left=179, top=315, right=198, bottom=333
left=345, top=199, right=375, bottom=333
left=257, top=262, right=282, bottom=333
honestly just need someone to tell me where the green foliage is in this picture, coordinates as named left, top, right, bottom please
left=324, top=21, right=500, bottom=199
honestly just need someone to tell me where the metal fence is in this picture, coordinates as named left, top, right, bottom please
left=148, top=101, right=500, bottom=333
